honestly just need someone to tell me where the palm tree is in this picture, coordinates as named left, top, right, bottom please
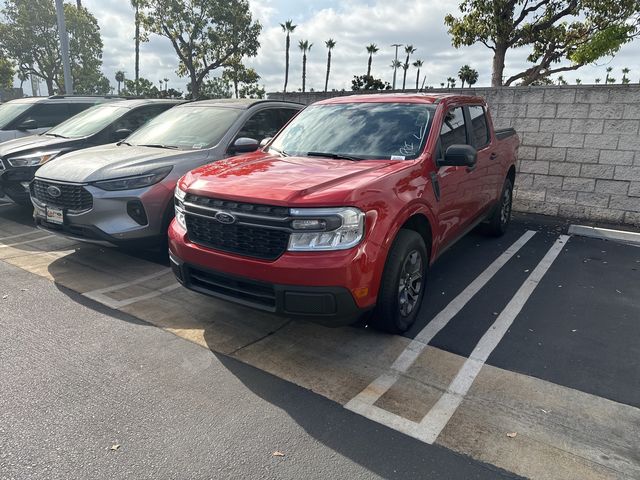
left=467, top=68, right=478, bottom=87
left=440, top=82, right=445, bottom=88
left=458, top=65, right=472, bottom=88
left=281, top=20, right=297, bottom=94
left=366, top=43, right=379, bottom=77
left=115, top=70, right=125, bottom=94
left=622, top=67, right=630, bottom=84
left=391, top=59, right=402, bottom=83
left=413, top=60, right=423, bottom=89
left=299, top=40, right=312, bottom=93
left=557, top=75, right=567, bottom=85
left=595, top=78, right=601, bottom=84
left=575, top=78, right=582, bottom=85
left=131, top=1, right=142, bottom=94
left=605, top=66, right=613, bottom=84
left=402, top=45, right=416, bottom=90
left=163, top=78, right=169, bottom=91
left=324, top=39, right=336, bottom=92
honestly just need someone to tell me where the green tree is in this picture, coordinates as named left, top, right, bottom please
left=595, top=78, right=601, bottom=84
left=0, top=56, right=14, bottom=89
left=121, top=77, right=159, bottom=97
left=222, top=57, right=260, bottom=98
left=188, top=76, right=232, bottom=99
left=445, top=0, right=640, bottom=87
left=141, top=0, right=261, bottom=100
left=402, top=45, right=416, bottom=90
left=605, top=66, right=613, bottom=83
left=390, top=59, right=402, bottom=86
left=458, top=64, right=478, bottom=87
left=0, top=0, right=108, bottom=95
left=621, top=67, right=630, bottom=84
left=298, top=40, right=312, bottom=93
left=413, top=59, right=423, bottom=89
left=115, top=70, right=125, bottom=94
left=280, top=19, right=296, bottom=94
left=351, top=74, right=391, bottom=91
left=239, top=83, right=265, bottom=99
left=366, top=43, right=379, bottom=77
left=556, top=75, right=568, bottom=85
left=575, top=78, right=582, bottom=84
left=324, top=38, right=336, bottom=92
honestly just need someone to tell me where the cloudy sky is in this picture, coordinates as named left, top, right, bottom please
left=14, top=0, right=640, bottom=94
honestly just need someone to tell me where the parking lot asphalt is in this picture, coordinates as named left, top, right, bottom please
left=1, top=198, right=639, bottom=480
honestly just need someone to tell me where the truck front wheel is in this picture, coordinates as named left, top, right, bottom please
left=370, top=229, right=427, bottom=334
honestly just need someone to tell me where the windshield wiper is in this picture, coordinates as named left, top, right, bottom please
left=306, top=151, right=362, bottom=161
left=138, top=143, right=179, bottom=150
left=45, top=133, right=67, bottom=139
left=117, top=140, right=132, bottom=146
left=268, top=146, right=289, bottom=157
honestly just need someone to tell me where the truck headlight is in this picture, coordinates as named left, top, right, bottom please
left=93, top=166, right=172, bottom=191
left=7, top=150, right=61, bottom=167
left=288, top=207, right=364, bottom=251
left=174, top=183, right=187, bottom=229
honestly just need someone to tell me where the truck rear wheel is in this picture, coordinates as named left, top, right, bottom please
left=370, top=229, right=427, bottom=334
left=486, top=178, right=513, bottom=237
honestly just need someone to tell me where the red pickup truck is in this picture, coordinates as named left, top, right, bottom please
left=169, top=93, right=519, bottom=333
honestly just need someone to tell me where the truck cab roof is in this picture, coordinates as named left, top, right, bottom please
left=315, top=92, right=487, bottom=106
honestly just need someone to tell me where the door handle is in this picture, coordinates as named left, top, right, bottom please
left=490, top=152, right=498, bottom=160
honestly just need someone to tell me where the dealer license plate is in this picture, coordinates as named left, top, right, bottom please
left=46, top=206, right=64, bottom=225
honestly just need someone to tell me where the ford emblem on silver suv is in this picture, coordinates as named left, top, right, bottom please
left=214, top=211, right=236, bottom=224
left=47, top=185, right=62, bottom=198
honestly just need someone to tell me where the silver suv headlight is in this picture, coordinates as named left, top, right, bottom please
left=288, top=207, right=365, bottom=251
left=7, top=150, right=61, bottom=167
left=174, top=183, right=187, bottom=229
left=93, top=166, right=172, bottom=191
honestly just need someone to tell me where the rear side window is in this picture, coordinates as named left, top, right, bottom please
left=468, top=106, right=490, bottom=148
left=20, top=103, right=73, bottom=128
left=439, top=107, right=467, bottom=153
left=236, top=109, right=288, bottom=142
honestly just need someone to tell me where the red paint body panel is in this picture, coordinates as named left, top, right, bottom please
left=169, top=94, right=519, bottom=311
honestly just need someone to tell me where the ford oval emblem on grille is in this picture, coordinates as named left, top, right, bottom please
left=47, top=185, right=62, bottom=198
left=214, top=211, right=236, bottom=224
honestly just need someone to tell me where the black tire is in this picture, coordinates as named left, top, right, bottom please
left=370, top=229, right=428, bottom=334
left=486, top=178, right=513, bottom=237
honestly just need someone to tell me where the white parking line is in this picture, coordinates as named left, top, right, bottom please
left=0, top=235, right=55, bottom=248
left=83, top=269, right=178, bottom=309
left=346, top=229, right=536, bottom=414
left=0, top=231, right=44, bottom=241
left=417, top=234, right=570, bottom=443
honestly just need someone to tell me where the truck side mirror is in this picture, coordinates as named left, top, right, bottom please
left=440, top=144, right=477, bottom=169
left=17, top=119, right=38, bottom=131
left=231, top=137, right=259, bottom=154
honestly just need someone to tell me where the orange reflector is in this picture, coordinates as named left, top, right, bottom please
left=353, top=287, right=369, bottom=299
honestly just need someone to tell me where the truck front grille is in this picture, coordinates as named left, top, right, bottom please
left=31, top=180, right=93, bottom=212
left=183, top=194, right=291, bottom=260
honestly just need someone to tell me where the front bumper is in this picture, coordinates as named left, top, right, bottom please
left=0, top=166, right=37, bottom=203
left=170, top=251, right=370, bottom=326
left=32, top=181, right=174, bottom=247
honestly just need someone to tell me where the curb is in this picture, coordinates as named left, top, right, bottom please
left=568, top=224, right=640, bottom=246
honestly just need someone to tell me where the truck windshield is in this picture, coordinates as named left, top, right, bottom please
left=270, top=102, right=435, bottom=160
left=0, top=102, right=32, bottom=129
left=47, top=104, right=130, bottom=138
left=126, top=106, right=242, bottom=150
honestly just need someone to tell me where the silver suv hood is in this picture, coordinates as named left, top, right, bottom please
left=36, top=143, right=210, bottom=183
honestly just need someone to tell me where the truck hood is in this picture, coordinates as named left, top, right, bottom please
left=184, top=153, right=400, bottom=204
left=36, top=143, right=209, bottom=183
left=0, top=134, right=81, bottom=159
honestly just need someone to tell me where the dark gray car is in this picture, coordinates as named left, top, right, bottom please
left=31, top=99, right=303, bottom=248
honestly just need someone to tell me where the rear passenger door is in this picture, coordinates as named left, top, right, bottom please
left=466, top=105, right=496, bottom=212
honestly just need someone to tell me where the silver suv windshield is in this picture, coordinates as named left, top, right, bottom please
left=126, top=105, right=242, bottom=150
left=47, top=104, right=130, bottom=138
left=0, top=102, right=32, bottom=129
left=270, top=102, right=435, bottom=160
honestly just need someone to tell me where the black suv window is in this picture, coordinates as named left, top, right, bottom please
left=18, top=103, right=73, bottom=128
left=68, top=103, right=97, bottom=116
left=468, top=106, right=490, bottom=148
left=112, top=105, right=171, bottom=133
left=236, top=109, right=287, bottom=142
left=279, top=108, right=299, bottom=125
left=439, top=107, right=467, bottom=154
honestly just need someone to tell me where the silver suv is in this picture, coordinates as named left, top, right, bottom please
left=0, top=95, right=119, bottom=144
left=31, top=99, right=303, bottom=248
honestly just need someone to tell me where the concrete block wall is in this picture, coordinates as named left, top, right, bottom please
left=270, top=85, right=640, bottom=227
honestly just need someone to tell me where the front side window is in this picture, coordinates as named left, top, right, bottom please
left=112, top=105, right=172, bottom=133
left=0, top=102, right=33, bottom=129
left=21, top=103, right=73, bottom=128
left=468, top=106, right=490, bottom=148
left=235, top=109, right=286, bottom=142
left=439, top=107, right=467, bottom=154
left=46, top=104, right=130, bottom=138
left=126, top=105, right=242, bottom=150
left=269, top=102, right=435, bottom=160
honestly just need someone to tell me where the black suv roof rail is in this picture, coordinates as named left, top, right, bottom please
left=47, top=94, right=140, bottom=100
